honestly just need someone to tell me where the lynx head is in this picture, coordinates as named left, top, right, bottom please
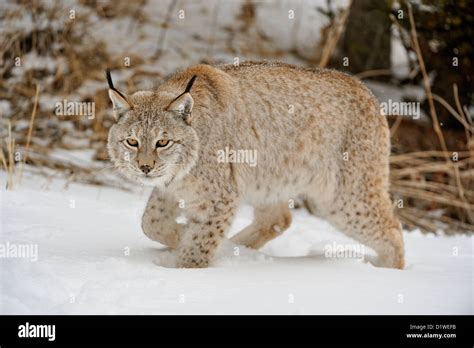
left=106, top=70, right=200, bottom=187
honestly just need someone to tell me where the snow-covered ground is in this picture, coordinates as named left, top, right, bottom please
left=0, top=171, right=472, bottom=315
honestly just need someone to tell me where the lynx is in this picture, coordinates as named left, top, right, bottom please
left=106, top=61, right=404, bottom=269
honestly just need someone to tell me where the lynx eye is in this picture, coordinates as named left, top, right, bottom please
left=156, top=139, right=170, bottom=148
left=126, top=138, right=138, bottom=147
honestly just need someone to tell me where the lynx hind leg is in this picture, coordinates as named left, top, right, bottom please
left=316, top=184, right=405, bottom=269
left=231, top=202, right=292, bottom=249
left=142, top=189, right=182, bottom=248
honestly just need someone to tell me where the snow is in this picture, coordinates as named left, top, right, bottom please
left=390, top=28, right=411, bottom=79
left=1, top=171, right=472, bottom=315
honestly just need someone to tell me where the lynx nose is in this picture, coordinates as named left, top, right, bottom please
left=140, top=165, right=152, bottom=175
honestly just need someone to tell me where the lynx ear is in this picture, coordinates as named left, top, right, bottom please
left=106, top=69, right=131, bottom=120
left=167, top=75, right=197, bottom=124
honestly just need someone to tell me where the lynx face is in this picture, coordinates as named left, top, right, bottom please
left=107, top=108, right=199, bottom=187
left=106, top=72, right=199, bottom=187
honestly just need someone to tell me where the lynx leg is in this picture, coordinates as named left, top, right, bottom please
left=231, top=202, right=292, bottom=249
left=311, top=186, right=404, bottom=269
left=176, top=191, right=238, bottom=268
left=142, top=188, right=183, bottom=248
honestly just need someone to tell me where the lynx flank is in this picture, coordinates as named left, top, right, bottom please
left=106, top=61, right=404, bottom=269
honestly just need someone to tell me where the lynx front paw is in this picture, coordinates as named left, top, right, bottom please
left=176, top=258, right=210, bottom=269
left=153, top=249, right=211, bottom=268
left=153, top=249, right=178, bottom=268
left=176, top=248, right=211, bottom=268
left=142, top=224, right=181, bottom=248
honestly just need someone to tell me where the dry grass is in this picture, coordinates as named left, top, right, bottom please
left=1, top=122, right=16, bottom=190
left=318, top=0, right=352, bottom=68
left=16, top=84, right=40, bottom=184
left=384, top=4, right=474, bottom=234
left=390, top=150, right=474, bottom=233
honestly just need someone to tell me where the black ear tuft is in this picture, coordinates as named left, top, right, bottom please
left=184, top=75, right=197, bottom=94
left=106, top=69, right=127, bottom=100
left=106, top=69, right=114, bottom=89
left=167, top=75, right=198, bottom=108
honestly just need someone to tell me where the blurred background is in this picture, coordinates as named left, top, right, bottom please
left=1, top=0, right=473, bottom=234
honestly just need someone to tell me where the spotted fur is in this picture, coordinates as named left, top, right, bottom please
left=107, top=61, right=404, bottom=269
